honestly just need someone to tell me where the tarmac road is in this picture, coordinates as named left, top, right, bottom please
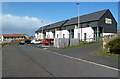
left=2, top=45, right=119, bottom=77
left=46, top=43, right=119, bottom=68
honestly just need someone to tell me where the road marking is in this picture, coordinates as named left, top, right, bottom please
left=43, top=49, right=120, bottom=71
left=43, top=48, right=48, bottom=49
left=41, top=45, right=50, bottom=48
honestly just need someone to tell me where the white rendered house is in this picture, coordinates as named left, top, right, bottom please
left=35, top=25, right=49, bottom=40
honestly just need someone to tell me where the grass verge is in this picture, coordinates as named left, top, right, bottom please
left=91, top=50, right=120, bottom=59
left=2, top=42, right=19, bottom=47
left=61, top=41, right=102, bottom=49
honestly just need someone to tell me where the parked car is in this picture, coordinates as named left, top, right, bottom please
left=25, top=40, right=31, bottom=44
left=42, top=39, right=54, bottom=45
left=18, top=41, right=25, bottom=45
left=31, top=39, right=41, bottom=45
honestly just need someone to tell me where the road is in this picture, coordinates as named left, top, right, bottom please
left=47, top=44, right=119, bottom=68
left=2, top=45, right=119, bottom=77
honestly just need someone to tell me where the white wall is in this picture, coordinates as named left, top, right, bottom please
left=38, top=33, right=40, bottom=39
left=35, top=27, right=96, bottom=42
left=74, top=29, right=79, bottom=39
left=35, top=33, right=44, bottom=40
left=1, top=36, right=4, bottom=41
left=46, top=31, right=54, bottom=39
left=55, top=31, right=62, bottom=38
left=103, top=33, right=116, bottom=36
left=35, top=33, right=38, bottom=40
left=45, top=32, right=48, bottom=38
left=61, top=30, right=69, bottom=38
left=54, top=27, right=94, bottom=42
left=55, top=30, right=69, bottom=38
left=74, top=27, right=94, bottom=42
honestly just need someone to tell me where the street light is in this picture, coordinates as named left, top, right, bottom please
left=76, top=2, right=82, bottom=41
left=76, top=2, right=81, bottom=42
left=41, top=21, right=44, bottom=39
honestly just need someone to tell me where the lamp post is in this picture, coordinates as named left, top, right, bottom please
left=41, top=21, right=44, bottom=39
left=76, top=2, right=81, bottom=42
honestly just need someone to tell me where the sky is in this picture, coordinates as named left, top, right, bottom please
left=1, top=2, right=119, bottom=36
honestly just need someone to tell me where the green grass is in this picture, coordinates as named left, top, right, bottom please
left=91, top=50, right=120, bottom=59
left=61, top=41, right=102, bottom=49
left=2, top=42, right=19, bottom=47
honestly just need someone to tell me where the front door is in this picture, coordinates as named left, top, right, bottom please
left=84, top=33, right=87, bottom=41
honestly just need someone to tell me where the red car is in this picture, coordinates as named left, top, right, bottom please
left=42, top=39, right=54, bottom=45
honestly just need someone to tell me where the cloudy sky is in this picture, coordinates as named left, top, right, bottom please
left=1, top=2, right=119, bottom=36
left=2, top=14, right=50, bottom=36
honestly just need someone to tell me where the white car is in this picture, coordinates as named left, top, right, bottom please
left=31, top=39, right=41, bottom=44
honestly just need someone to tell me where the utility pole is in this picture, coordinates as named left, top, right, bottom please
left=76, top=2, right=81, bottom=42
left=41, top=21, right=44, bottom=39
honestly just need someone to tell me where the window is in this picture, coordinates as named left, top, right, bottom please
left=63, top=34, right=65, bottom=38
left=69, top=29, right=74, bottom=38
left=53, top=33, right=55, bottom=38
left=84, top=33, right=87, bottom=41
left=57, top=34, right=59, bottom=38
left=105, top=18, right=112, bottom=24
left=47, top=35, right=49, bottom=38
left=78, top=33, right=80, bottom=39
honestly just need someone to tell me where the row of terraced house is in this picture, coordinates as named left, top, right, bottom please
left=35, top=9, right=117, bottom=42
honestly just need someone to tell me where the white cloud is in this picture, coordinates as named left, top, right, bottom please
left=1, top=14, right=50, bottom=36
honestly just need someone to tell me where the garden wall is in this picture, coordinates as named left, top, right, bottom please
left=54, top=38, right=80, bottom=48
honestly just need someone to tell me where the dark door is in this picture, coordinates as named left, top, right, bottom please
left=68, top=29, right=74, bottom=38
left=84, top=33, right=87, bottom=41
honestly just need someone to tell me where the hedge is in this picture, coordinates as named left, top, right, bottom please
left=105, top=37, right=120, bottom=54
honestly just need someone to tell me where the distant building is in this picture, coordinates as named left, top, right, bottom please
left=35, top=9, right=117, bottom=42
left=1, top=34, right=29, bottom=41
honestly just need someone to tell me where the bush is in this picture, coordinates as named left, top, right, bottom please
left=105, top=37, right=120, bottom=54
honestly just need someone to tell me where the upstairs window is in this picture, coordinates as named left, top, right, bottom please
left=105, top=18, right=112, bottom=24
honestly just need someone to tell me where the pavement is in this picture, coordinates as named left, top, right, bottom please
left=2, top=44, right=119, bottom=77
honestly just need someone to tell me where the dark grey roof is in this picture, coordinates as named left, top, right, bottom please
left=36, top=9, right=109, bottom=33
left=63, top=9, right=108, bottom=26
left=46, top=20, right=69, bottom=30
left=36, top=25, right=50, bottom=32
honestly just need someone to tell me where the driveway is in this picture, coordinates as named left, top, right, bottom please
left=2, top=45, right=119, bottom=77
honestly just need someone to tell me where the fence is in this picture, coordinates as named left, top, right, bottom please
left=69, top=39, right=80, bottom=46
left=54, top=37, right=103, bottom=48
left=54, top=38, right=80, bottom=48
